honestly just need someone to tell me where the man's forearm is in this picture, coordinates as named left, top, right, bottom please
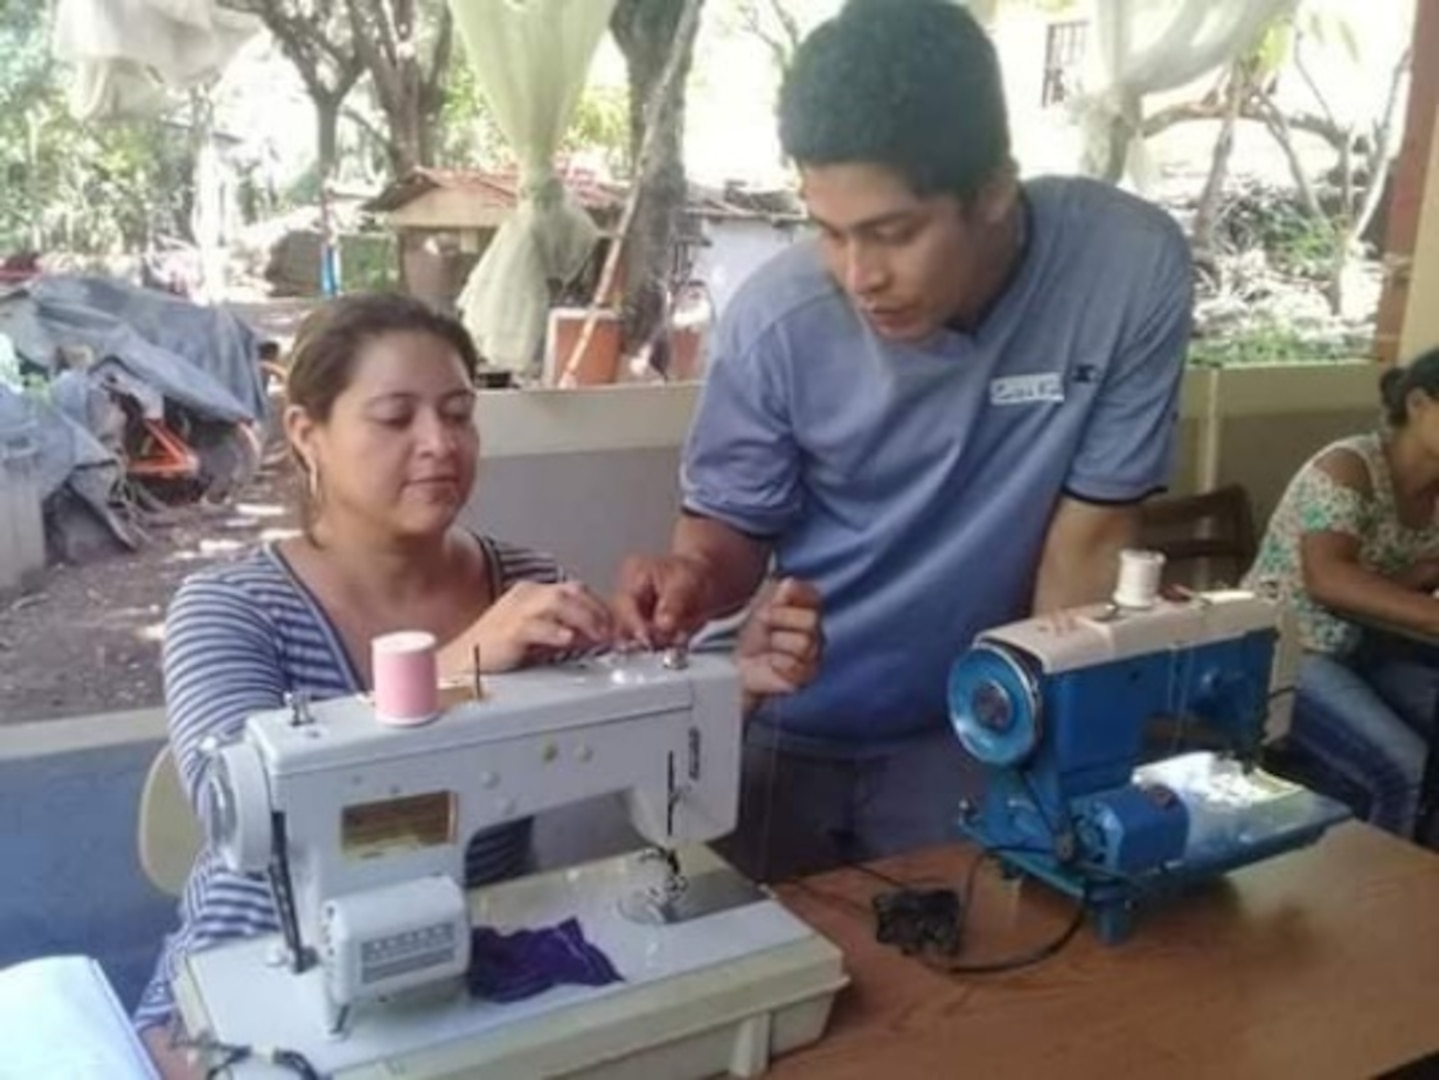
left=673, top=513, right=772, bottom=617
left=1032, top=542, right=1129, bottom=613
left=1031, top=501, right=1140, bottom=614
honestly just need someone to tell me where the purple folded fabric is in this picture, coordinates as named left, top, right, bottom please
left=468, top=917, right=623, bottom=1003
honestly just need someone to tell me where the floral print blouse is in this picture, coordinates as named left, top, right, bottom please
left=1243, top=433, right=1439, bottom=655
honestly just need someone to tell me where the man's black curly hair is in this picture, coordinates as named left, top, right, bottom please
left=778, top=0, right=1010, bottom=203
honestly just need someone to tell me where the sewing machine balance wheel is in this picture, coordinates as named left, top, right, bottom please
left=205, top=742, right=275, bottom=874
left=947, top=642, right=1043, bottom=766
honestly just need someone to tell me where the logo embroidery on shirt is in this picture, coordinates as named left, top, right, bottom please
left=989, top=373, right=1065, bottom=406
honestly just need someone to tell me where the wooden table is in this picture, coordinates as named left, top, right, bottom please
left=773, top=824, right=1439, bottom=1079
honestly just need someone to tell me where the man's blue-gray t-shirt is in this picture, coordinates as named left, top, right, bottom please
left=682, top=176, right=1193, bottom=752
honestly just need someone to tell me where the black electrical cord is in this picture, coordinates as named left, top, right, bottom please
left=202, top=1044, right=321, bottom=1080
left=788, top=838, right=1097, bottom=979
left=931, top=849, right=1090, bottom=975
left=169, top=1031, right=321, bottom=1080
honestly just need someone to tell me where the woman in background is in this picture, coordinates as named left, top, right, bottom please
left=136, top=293, right=822, bottom=1077
left=1245, top=347, right=1439, bottom=836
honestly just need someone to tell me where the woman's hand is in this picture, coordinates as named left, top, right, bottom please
left=735, top=577, right=823, bottom=714
left=1395, top=556, right=1439, bottom=594
left=449, top=580, right=615, bottom=673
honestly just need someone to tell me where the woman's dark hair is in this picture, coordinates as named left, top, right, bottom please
left=285, top=292, right=480, bottom=534
left=1380, top=346, right=1439, bottom=427
left=778, top=0, right=1010, bottom=203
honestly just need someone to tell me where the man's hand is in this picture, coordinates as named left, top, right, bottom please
left=611, top=554, right=715, bottom=647
left=613, top=516, right=773, bottom=647
left=736, top=577, right=823, bottom=712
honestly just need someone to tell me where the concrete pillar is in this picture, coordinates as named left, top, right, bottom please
left=1381, top=0, right=1439, bottom=363
left=1400, top=106, right=1439, bottom=363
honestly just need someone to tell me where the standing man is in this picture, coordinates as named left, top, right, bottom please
left=615, top=0, right=1193, bottom=881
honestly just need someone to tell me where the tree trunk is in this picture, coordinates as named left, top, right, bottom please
left=376, top=57, right=434, bottom=178
left=1324, top=136, right=1357, bottom=317
left=611, top=0, right=704, bottom=370
left=1193, top=66, right=1246, bottom=255
left=1324, top=235, right=1348, bottom=316
left=387, top=97, right=425, bottom=179
left=188, top=88, right=226, bottom=300
left=348, top=0, right=450, bottom=181
left=1102, top=112, right=1131, bottom=185
left=225, top=0, right=364, bottom=290
left=316, top=96, right=342, bottom=295
left=317, top=96, right=340, bottom=186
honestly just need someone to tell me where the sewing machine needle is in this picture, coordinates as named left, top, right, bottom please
left=472, top=644, right=483, bottom=700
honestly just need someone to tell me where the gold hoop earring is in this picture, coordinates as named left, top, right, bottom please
left=302, top=457, right=324, bottom=509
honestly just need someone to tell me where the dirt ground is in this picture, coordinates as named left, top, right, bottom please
left=0, top=458, right=300, bottom=725
left=0, top=298, right=316, bottom=726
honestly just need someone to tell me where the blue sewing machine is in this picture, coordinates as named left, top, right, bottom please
left=947, top=571, right=1351, bottom=943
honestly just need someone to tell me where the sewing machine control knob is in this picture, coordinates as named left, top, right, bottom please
left=576, top=744, right=594, bottom=763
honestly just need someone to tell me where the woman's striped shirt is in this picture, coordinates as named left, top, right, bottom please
left=134, top=536, right=562, bottom=1031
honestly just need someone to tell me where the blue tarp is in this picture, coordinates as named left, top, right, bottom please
left=16, top=275, right=265, bottom=424
left=0, top=274, right=271, bottom=544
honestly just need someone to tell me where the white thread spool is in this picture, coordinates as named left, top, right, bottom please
left=1113, top=549, right=1165, bottom=609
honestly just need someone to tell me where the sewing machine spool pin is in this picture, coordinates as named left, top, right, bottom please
left=285, top=691, right=314, bottom=728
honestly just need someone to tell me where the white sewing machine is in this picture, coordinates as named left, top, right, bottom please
left=175, top=651, right=847, bottom=1078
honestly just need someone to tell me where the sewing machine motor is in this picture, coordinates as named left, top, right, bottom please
left=947, top=585, right=1351, bottom=944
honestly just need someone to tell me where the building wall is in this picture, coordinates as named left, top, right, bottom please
left=692, top=219, right=803, bottom=318
left=462, top=386, right=694, bottom=590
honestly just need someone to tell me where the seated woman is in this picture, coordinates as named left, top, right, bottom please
left=1244, top=347, right=1439, bottom=837
left=136, top=293, right=823, bottom=1077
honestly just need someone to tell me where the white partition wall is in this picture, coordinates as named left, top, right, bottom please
left=463, top=384, right=699, bottom=591
left=461, top=366, right=1378, bottom=588
left=1172, top=364, right=1378, bottom=526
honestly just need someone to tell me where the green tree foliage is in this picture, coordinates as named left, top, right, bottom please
left=440, top=58, right=630, bottom=175
left=0, top=2, right=191, bottom=254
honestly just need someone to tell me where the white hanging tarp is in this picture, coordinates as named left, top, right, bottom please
left=450, top=0, right=619, bottom=374
left=52, top=0, right=259, bottom=121
left=1078, top=0, right=1297, bottom=186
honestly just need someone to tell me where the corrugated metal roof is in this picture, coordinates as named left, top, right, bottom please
left=364, top=167, right=625, bottom=215
left=365, top=168, right=804, bottom=223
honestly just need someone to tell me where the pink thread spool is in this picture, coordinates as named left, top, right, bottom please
left=372, top=631, right=440, bottom=726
